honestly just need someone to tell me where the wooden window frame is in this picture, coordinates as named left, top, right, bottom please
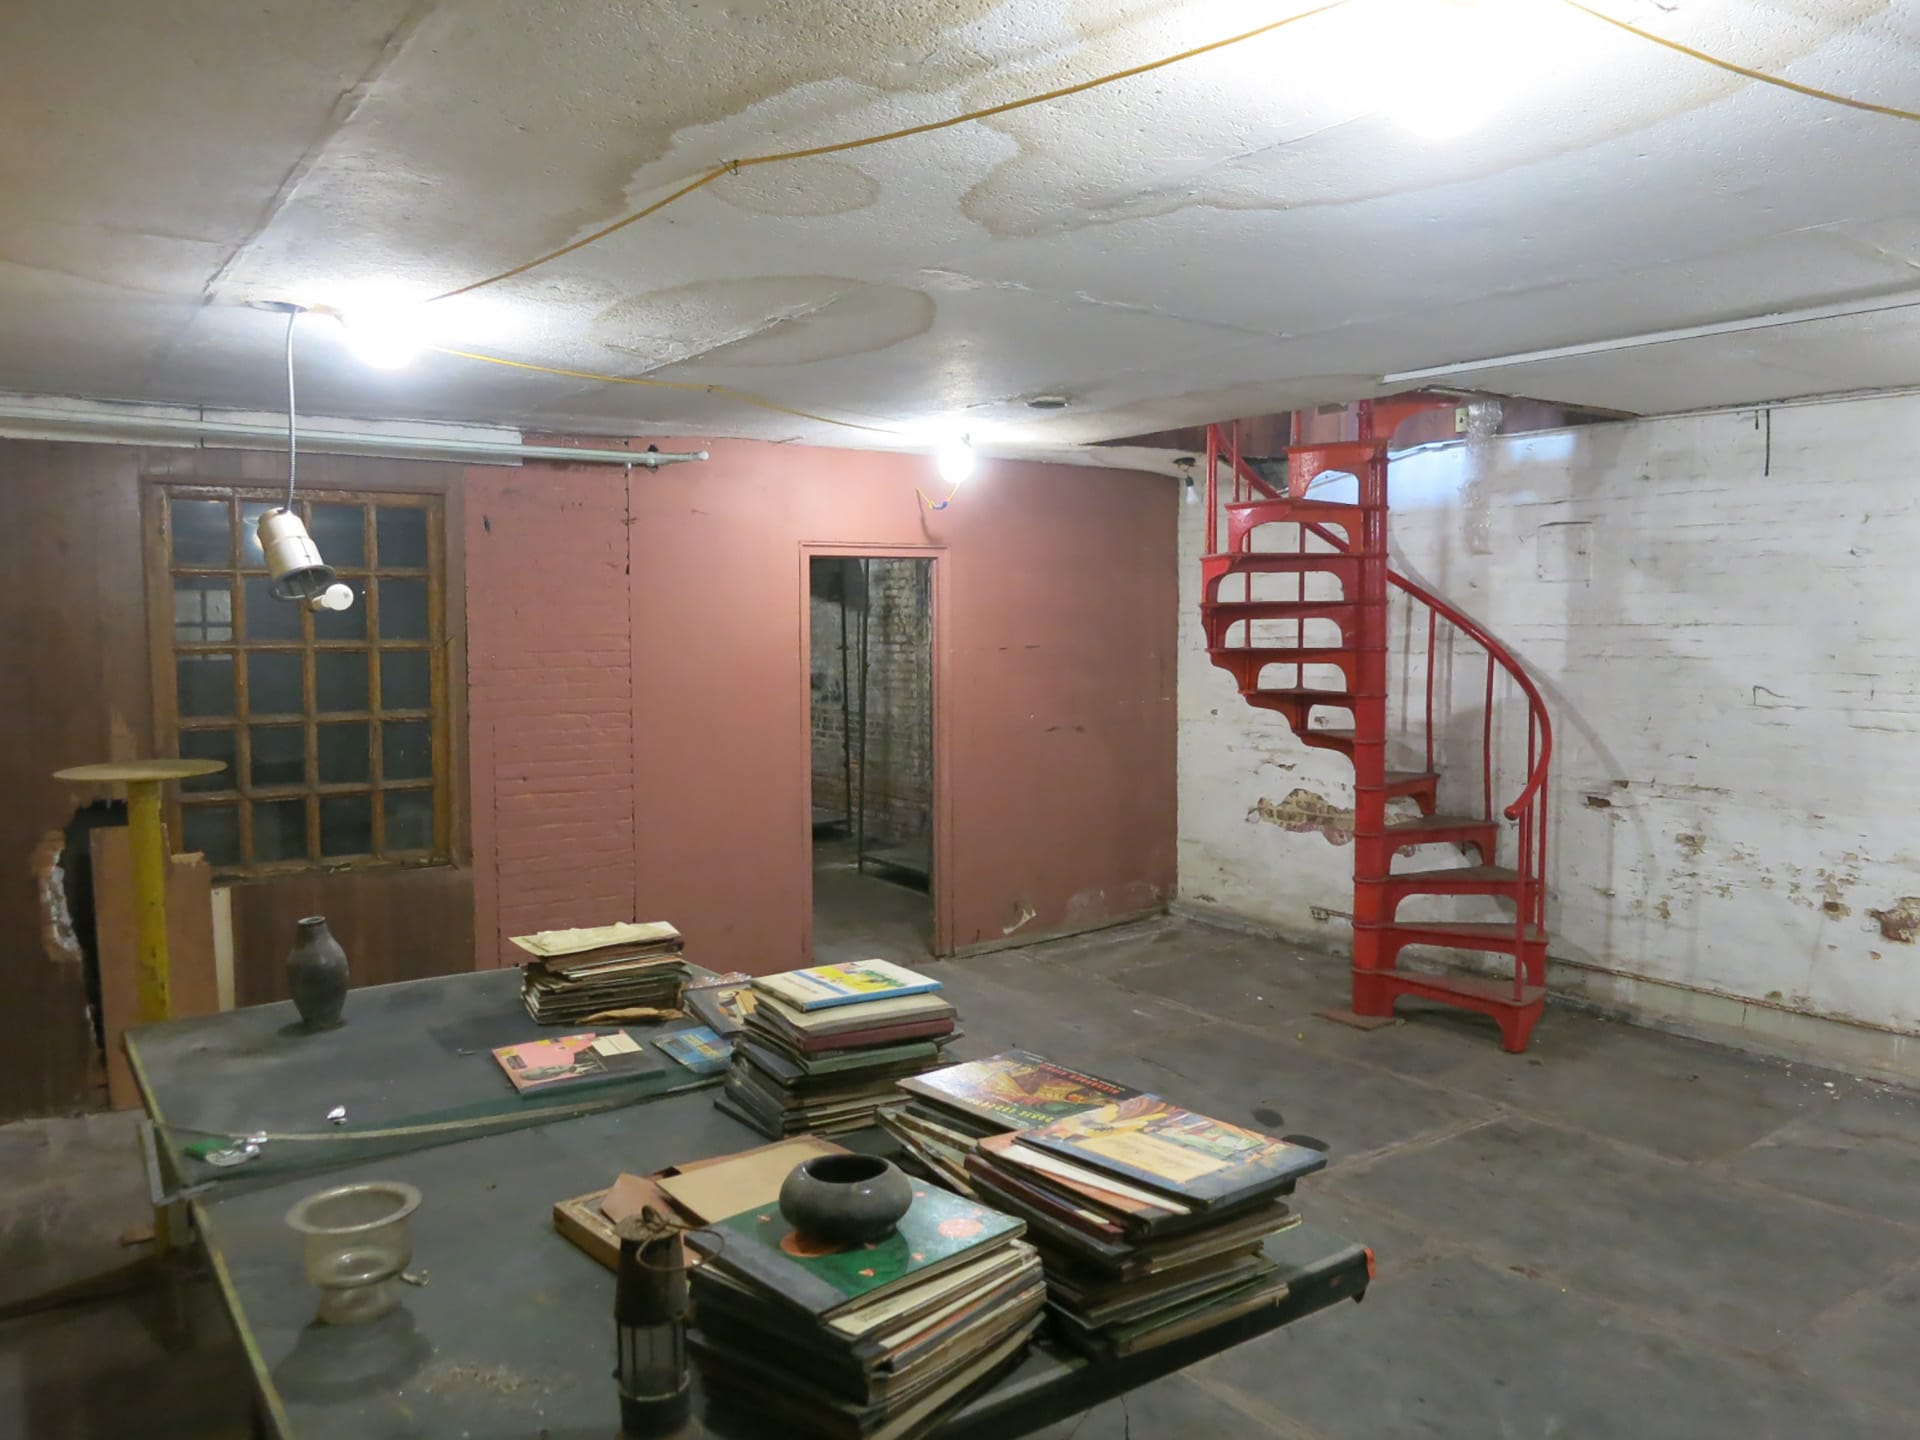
left=145, top=483, right=452, bottom=878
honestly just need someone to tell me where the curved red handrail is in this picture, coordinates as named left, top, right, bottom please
left=1212, top=430, right=1552, bottom=825
left=1382, top=564, right=1553, bottom=822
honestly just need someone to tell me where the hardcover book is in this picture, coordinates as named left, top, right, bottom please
left=691, top=1183, right=1024, bottom=1317
left=655, top=1024, right=732, bottom=1075
left=754, top=958, right=943, bottom=1013
left=687, top=976, right=757, bottom=1036
left=1018, top=1096, right=1326, bottom=1207
left=490, top=1031, right=666, bottom=1096
left=898, top=1051, right=1142, bottom=1131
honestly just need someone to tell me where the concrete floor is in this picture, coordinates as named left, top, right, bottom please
left=6, top=877, right=1920, bottom=1436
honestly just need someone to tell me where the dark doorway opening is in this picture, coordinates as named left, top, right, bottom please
left=809, top=556, right=933, bottom=964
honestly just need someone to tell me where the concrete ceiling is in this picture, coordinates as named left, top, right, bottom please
left=3, top=0, right=1918, bottom=451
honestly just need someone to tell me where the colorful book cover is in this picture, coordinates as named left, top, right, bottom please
left=753, top=958, right=943, bottom=1013
left=490, top=1031, right=665, bottom=1096
left=655, top=1024, right=732, bottom=1075
left=897, top=1052, right=1142, bottom=1131
left=687, top=979, right=758, bottom=1036
left=1019, top=1096, right=1326, bottom=1207
left=693, top=1182, right=1024, bottom=1318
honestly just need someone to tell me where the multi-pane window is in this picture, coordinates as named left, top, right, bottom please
left=152, top=487, right=447, bottom=873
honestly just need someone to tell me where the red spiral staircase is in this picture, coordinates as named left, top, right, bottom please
left=1199, top=400, right=1552, bottom=1052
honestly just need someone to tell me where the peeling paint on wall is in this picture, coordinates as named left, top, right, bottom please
left=1868, top=898, right=1920, bottom=944
left=1247, top=789, right=1353, bottom=846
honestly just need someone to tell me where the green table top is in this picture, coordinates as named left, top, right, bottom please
left=126, top=966, right=725, bottom=1194
left=195, top=1088, right=1371, bottom=1439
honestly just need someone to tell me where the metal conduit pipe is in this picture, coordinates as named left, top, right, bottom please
left=0, top=400, right=708, bottom=468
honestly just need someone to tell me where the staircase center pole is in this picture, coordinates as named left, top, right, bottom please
left=1349, top=435, right=1395, bottom=1017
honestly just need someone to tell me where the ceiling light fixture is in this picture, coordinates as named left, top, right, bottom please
left=936, top=436, right=977, bottom=486
left=338, top=307, right=426, bottom=370
left=255, top=305, right=353, bottom=612
left=1377, top=0, right=1522, bottom=141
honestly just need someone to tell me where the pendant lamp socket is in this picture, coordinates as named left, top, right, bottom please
left=257, top=509, right=346, bottom=606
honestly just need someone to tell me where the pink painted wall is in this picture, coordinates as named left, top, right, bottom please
left=468, top=439, right=1175, bottom=974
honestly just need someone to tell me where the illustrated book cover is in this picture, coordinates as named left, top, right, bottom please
left=686, top=974, right=756, bottom=1035
left=691, top=1182, right=1024, bottom=1317
left=897, top=1051, right=1142, bottom=1131
left=655, top=1024, right=732, bottom=1075
left=753, top=958, right=944, bottom=1013
left=1018, top=1096, right=1326, bottom=1207
left=490, top=1030, right=666, bottom=1097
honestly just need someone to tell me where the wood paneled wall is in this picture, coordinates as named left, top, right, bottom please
left=0, top=440, right=476, bottom=1120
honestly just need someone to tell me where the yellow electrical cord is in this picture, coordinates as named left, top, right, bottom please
left=432, top=0, right=1920, bottom=304
left=423, top=0, right=1920, bottom=443
left=432, top=346, right=905, bottom=436
left=1558, top=1, right=1920, bottom=123
left=429, top=1, right=1355, bottom=301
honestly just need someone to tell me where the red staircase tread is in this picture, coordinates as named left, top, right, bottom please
left=1205, top=554, right=1370, bottom=575
left=1388, top=921, right=1549, bottom=943
left=1377, top=970, right=1546, bottom=1010
left=1379, top=864, right=1523, bottom=886
left=1224, top=498, right=1369, bottom=517
left=1384, top=813, right=1496, bottom=834
left=1209, top=646, right=1359, bottom=666
left=1205, top=600, right=1358, bottom=617
left=1381, top=768, right=1440, bottom=790
left=1246, top=687, right=1360, bottom=703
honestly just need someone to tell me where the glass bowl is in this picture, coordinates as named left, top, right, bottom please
left=284, top=1180, right=422, bottom=1325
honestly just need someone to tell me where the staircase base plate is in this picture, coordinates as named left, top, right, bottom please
left=1354, top=968, right=1546, bottom=1054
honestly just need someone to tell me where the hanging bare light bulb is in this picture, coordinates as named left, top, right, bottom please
left=257, top=305, right=354, bottom=613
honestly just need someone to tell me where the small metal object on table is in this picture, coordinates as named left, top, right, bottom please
left=193, top=1091, right=1374, bottom=1440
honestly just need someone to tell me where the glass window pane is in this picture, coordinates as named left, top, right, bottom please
left=313, top=582, right=367, bottom=642
left=180, top=804, right=239, bottom=867
left=239, top=501, right=277, bottom=568
left=317, top=721, right=370, bottom=785
left=254, top=798, right=307, bottom=863
left=170, top=498, right=229, bottom=567
left=381, top=720, right=433, bottom=781
left=385, top=789, right=434, bottom=852
left=308, top=504, right=366, bottom=569
left=378, top=576, right=429, bottom=640
left=243, top=576, right=302, bottom=641
left=380, top=650, right=431, bottom=711
left=176, top=655, right=235, bottom=717
left=376, top=507, right=428, bottom=568
left=173, top=578, right=233, bottom=643
left=177, top=729, right=235, bottom=792
left=250, top=724, right=305, bottom=788
left=247, top=651, right=304, bottom=716
left=321, top=794, right=372, bottom=858
left=315, top=650, right=369, bottom=712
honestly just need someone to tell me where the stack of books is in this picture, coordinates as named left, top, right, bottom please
left=964, top=1095, right=1327, bottom=1359
left=719, top=960, right=957, bottom=1139
left=881, top=1051, right=1140, bottom=1196
left=690, top=1183, right=1045, bottom=1440
left=511, top=922, right=689, bottom=1024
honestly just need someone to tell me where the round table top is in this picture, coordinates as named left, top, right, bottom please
left=53, top=759, right=227, bottom=784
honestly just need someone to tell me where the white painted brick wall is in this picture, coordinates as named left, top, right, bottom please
left=1180, top=394, right=1920, bottom=1040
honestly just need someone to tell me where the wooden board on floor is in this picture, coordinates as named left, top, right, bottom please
left=92, top=827, right=221, bottom=1109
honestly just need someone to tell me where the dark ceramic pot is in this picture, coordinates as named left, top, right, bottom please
left=287, top=916, right=349, bottom=1031
left=778, top=1154, right=913, bottom=1246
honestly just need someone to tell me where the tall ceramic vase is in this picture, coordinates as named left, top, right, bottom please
left=287, top=916, right=349, bottom=1030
